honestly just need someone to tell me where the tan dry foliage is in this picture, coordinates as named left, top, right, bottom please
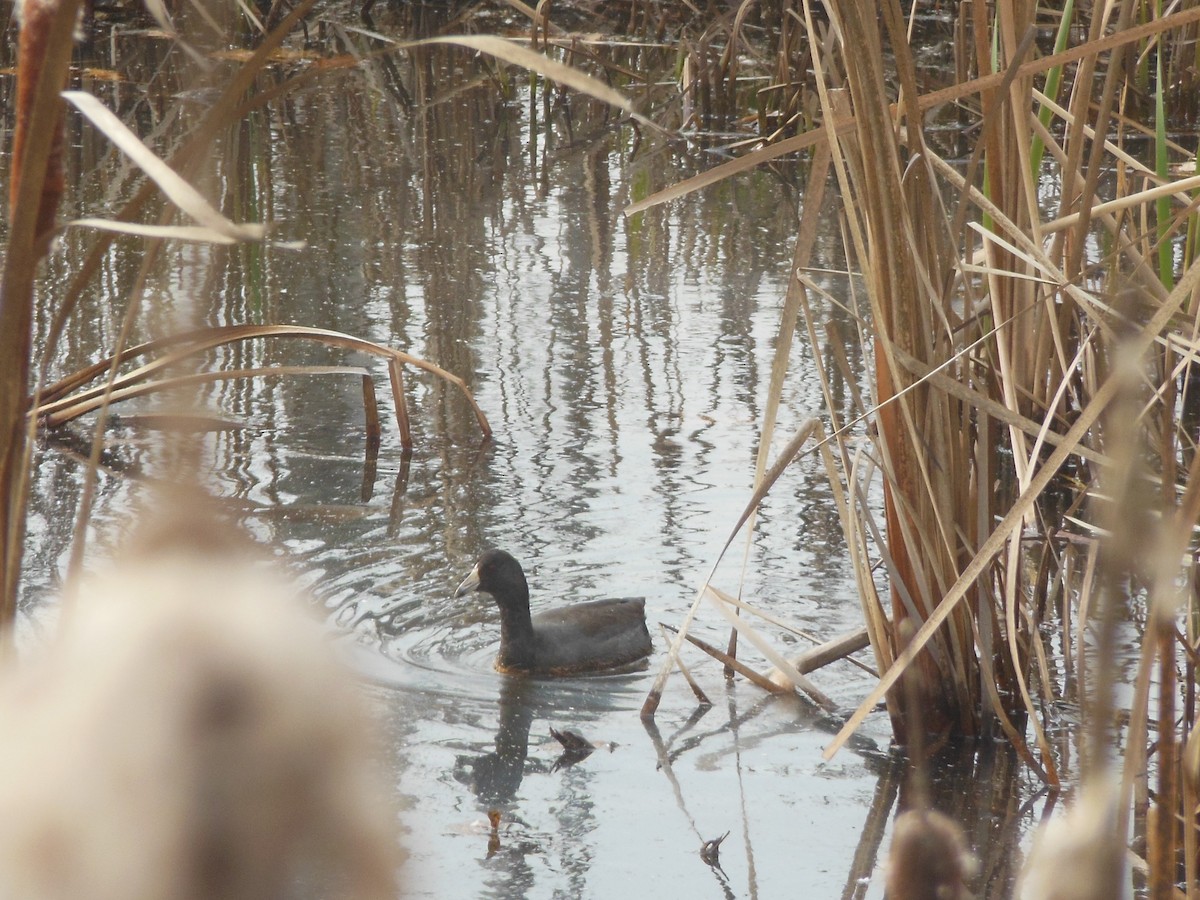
left=886, top=808, right=976, bottom=900
left=0, top=523, right=400, bottom=900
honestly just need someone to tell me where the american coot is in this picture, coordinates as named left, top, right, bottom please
left=455, top=549, right=652, bottom=675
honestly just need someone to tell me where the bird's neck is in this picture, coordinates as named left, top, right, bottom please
left=496, top=596, right=535, bottom=666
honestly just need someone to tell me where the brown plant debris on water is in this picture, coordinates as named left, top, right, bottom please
left=550, top=726, right=596, bottom=753
left=700, top=831, right=730, bottom=869
left=550, top=726, right=598, bottom=771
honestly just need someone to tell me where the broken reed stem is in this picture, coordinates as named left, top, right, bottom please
left=32, top=326, right=490, bottom=447
left=724, top=128, right=834, bottom=675
left=660, top=624, right=791, bottom=697
left=387, top=358, right=412, bottom=451
left=788, top=627, right=874, bottom=678
left=658, top=624, right=711, bottom=707
left=361, top=374, right=382, bottom=450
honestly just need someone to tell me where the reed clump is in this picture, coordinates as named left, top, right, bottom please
left=634, top=0, right=1200, bottom=890
left=802, top=0, right=1200, bottom=783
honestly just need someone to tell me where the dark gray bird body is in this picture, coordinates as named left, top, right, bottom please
left=455, top=549, right=652, bottom=675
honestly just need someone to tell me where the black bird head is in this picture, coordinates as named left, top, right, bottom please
left=455, top=549, right=530, bottom=608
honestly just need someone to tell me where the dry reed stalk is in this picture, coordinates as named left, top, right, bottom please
left=657, top=624, right=711, bottom=707
left=0, top=0, right=84, bottom=643
left=778, top=6, right=1200, bottom=802
left=810, top=0, right=981, bottom=743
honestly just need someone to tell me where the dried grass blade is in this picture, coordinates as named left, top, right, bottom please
left=657, top=624, right=711, bottom=707
left=35, top=325, right=490, bottom=441
left=1041, top=172, right=1200, bottom=235
left=847, top=449, right=894, bottom=674
left=643, top=421, right=819, bottom=718
left=643, top=589, right=712, bottom=718
left=411, top=35, right=657, bottom=129
left=705, top=583, right=821, bottom=641
left=728, top=141, right=834, bottom=661
left=719, top=419, right=821, bottom=564
left=40, top=365, right=374, bottom=427
left=1030, top=88, right=1192, bottom=192
left=63, top=91, right=266, bottom=243
left=65, top=218, right=275, bottom=245
left=625, top=129, right=825, bottom=215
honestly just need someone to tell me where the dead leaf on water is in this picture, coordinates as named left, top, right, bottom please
left=549, top=727, right=594, bottom=753
left=700, top=831, right=729, bottom=868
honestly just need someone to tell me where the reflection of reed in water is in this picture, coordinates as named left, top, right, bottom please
left=0, top=519, right=400, bottom=900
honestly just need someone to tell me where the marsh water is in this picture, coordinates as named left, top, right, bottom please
left=6, top=4, right=1037, bottom=897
